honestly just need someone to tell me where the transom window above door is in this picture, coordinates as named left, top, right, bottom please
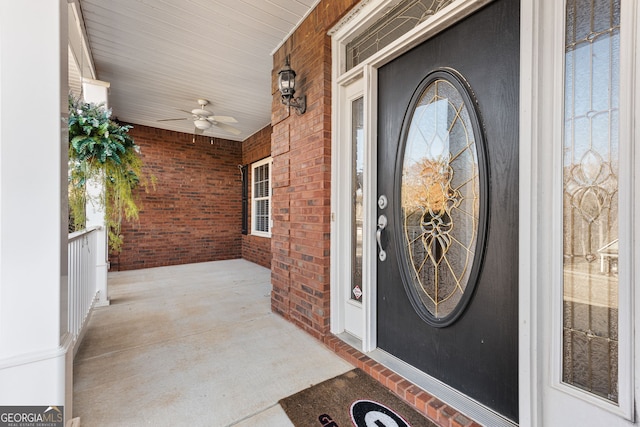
left=345, top=0, right=455, bottom=70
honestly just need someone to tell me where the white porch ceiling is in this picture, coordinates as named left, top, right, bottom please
left=72, top=0, right=319, bottom=141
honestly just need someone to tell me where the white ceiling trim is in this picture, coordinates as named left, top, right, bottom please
left=270, top=0, right=323, bottom=55
left=73, top=0, right=321, bottom=142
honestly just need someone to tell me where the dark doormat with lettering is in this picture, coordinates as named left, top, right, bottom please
left=279, top=368, right=437, bottom=427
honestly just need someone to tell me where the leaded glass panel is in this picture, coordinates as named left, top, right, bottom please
left=562, top=0, right=620, bottom=403
left=346, top=0, right=455, bottom=70
left=351, top=97, right=364, bottom=302
left=400, top=73, right=483, bottom=323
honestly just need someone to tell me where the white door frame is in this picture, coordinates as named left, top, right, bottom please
left=522, top=0, right=639, bottom=424
left=330, top=0, right=495, bottom=351
left=330, top=3, right=517, bottom=426
left=331, top=0, right=639, bottom=425
left=336, top=78, right=366, bottom=340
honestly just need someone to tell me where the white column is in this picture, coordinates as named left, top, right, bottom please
left=82, top=78, right=110, bottom=108
left=82, top=79, right=111, bottom=307
left=0, top=0, right=71, bottom=423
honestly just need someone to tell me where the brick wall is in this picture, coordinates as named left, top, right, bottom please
left=270, top=0, right=359, bottom=339
left=109, top=124, right=242, bottom=271
left=241, top=125, right=272, bottom=268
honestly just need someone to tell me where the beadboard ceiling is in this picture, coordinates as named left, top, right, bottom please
left=70, top=0, right=320, bottom=142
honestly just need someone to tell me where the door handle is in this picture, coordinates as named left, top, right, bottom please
left=376, top=214, right=388, bottom=261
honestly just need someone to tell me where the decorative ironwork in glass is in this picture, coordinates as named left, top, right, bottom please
left=400, top=73, right=483, bottom=324
left=346, top=0, right=454, bottom=70
left=562, top=0, right=620, bottom=403
left=351, top=97, right=364, bottom=302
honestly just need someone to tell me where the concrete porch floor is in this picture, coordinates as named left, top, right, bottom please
left=73, top=259, right=354, bottom=426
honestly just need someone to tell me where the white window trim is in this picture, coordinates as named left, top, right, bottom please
left=339, top=80, right=366, bottom=342
left=523, top=0, right=638, bottom=424
left=251, top=157, right=272, bottom=238
left=551, top=0, right=634, bottom=419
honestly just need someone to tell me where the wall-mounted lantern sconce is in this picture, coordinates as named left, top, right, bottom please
left=277, top=56, right=306, bottom=115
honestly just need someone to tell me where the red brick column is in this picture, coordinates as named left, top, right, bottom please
left=270, top=0, right=359, bottom=339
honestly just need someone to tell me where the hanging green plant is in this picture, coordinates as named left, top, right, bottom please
left=68, top=95, right=155, bottom=253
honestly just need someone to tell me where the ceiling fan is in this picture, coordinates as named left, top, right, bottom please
left=158, top=99, right=241, bottom=136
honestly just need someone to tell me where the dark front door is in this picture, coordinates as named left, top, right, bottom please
left=376, top=0, right=519, bottom=421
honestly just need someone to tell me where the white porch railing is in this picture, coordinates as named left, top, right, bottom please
left=68, top=226, right=101, bottom=357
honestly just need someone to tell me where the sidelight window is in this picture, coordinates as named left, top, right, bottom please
left=351, top=97, right=365, bottom=302
left=561, top=0, right=620, bottom=403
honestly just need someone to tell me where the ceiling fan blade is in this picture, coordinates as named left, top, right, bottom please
left=157, top=117, right=188, bottom=122
left=208, top=115, right=237, bottom=123
left=213, top=122, right=241, bottom=135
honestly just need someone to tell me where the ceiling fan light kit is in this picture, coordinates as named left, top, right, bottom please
left=194, top=118, right=211, bottom=130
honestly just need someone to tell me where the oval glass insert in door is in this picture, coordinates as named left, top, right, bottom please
left=398, top=69, right=488, bottom=327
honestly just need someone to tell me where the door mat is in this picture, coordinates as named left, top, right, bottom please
left=279, top=369, right=437, bottom=427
